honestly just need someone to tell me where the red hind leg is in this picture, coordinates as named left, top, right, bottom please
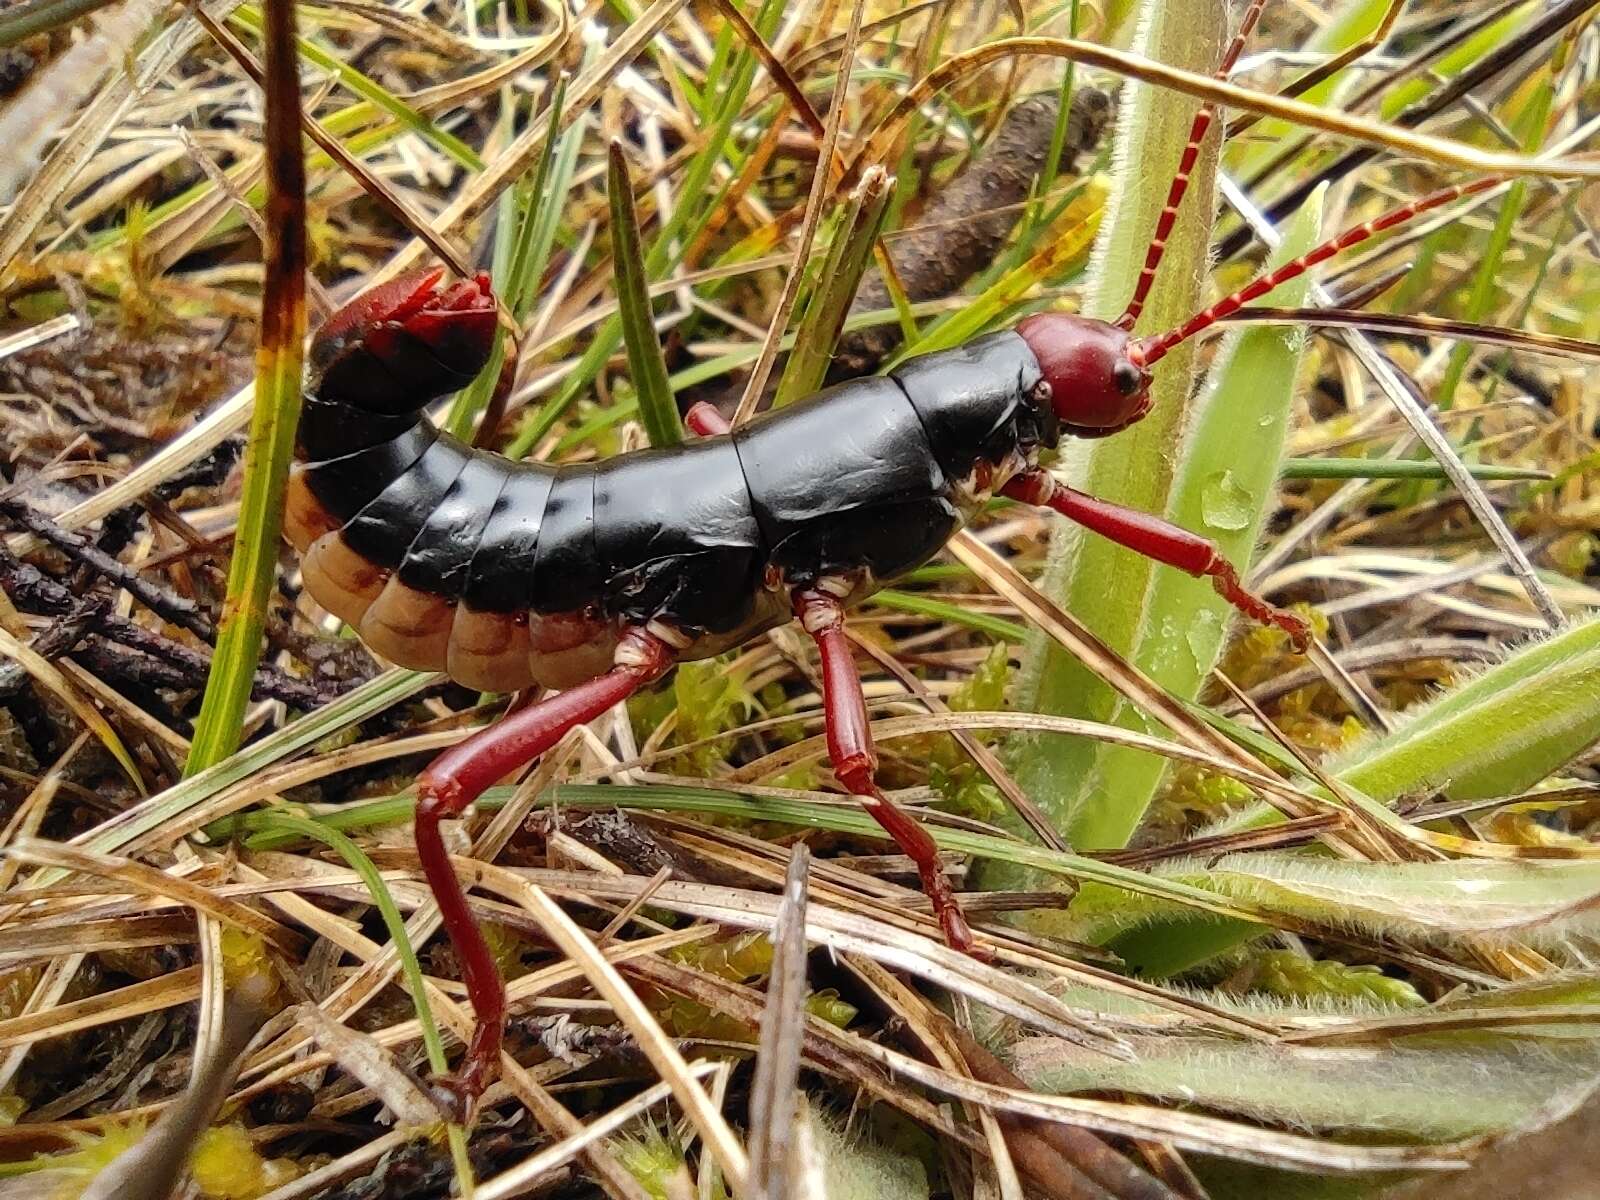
left=793, top=588, right=981, bottom=955
left=1002, top=469, right=1310, bottom=651
left=414, top=628, right=674, bottom=1113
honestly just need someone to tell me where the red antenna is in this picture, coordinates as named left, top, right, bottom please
left=1117, top=0, right=1269, bottom=331
left=1135, top=175, right=1505, bottom=365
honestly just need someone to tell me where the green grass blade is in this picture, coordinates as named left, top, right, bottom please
left=1333, top=614, right=1600, bottom=804
left=503, top=0, right=785, bottom=457
left=870, top=589, right=1029, bottom=642
left=1069, top=853, right=1600, bottom=949
left=186, top=0, right=307, bottom=776
left=1015, top=1027, right=1600, bottom=1141
left=1021, top=0, right=1084, bottom=246
left=229, top=5, right=484, bottom=171
left=251, top=811, right=477, bottom=1194
left=0, top=0, right=116, bottom=46
left=99, top=669, right=433, bottom=865
left=1280, top=458, right=1547, bottom=482
left=216, top=782, right=1300, bottom=928
left=773, top=165, right=893, bottom=408
left=1376, top=2, right=1534, bottom=121
left=445, top=79, right=571, bottom=439
left=888, top=177, right=1103, bottom=363
left=1228, top=0, right=1398, bottom=178
left=251, top=813, right=452, bottom=1071
left=609, top=139, right=682, bottom=448
left=504, top=78, right=575, bottom=320
left=1435, top=53, right=1554, bottom=407
left=1054, top=188, right=1324, bottom=852
left=999, top=0, right=1229, bottom=857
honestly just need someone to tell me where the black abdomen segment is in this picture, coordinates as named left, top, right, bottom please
left=529, top=465, right=600, bottom=614
left=461, top=463, right=555, bottom=612
left=594, top=438, right=765, bottom=633
left=733, top=376, right=957, bottom=585
left=288, top=333, right=1049, bottom=690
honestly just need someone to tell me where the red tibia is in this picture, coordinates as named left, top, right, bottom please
left=1118, top=0, right=1269, bottom=330
left=1003, top=471, right=1311, bottom=651
left=413, top=629, right=674, bottom=1111
left=793, top=590, right=981, bottom=956
left=1138, top=176, right=1504, bottom=364
left=685, top=401, right=732, bottom=437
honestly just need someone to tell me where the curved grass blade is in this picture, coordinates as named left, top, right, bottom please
left=244, top=814, right=451, bottom=1073
left=850, top=32, right=1599, bottom=186
left=228, top=3, right=484, bottom=171
left=184, top=0, right=307, bottom=775
left=609, top=139, right=682, bottom=448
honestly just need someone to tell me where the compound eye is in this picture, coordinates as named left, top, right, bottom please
left=1112, top=360, right=1142, bottom=397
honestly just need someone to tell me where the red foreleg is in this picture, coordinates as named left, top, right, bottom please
left=793, top=590, right=981, bottom=956
left=414, top=629, right=674, bottom=1111
left=1002, top=470, right=1311, bottom=651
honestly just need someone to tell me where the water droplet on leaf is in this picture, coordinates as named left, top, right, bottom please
left=1201, top=470, right=1252, bottom=531
left=1186, top=608, right=1222, bottom=664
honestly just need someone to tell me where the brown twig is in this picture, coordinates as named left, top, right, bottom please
left=0, top=497, right=216, bottom=640
left=0, top=591, right=107, bottom=697
left=831, top=87, right=1112, bottom=379
left=0, top=545, right=339, bottom=707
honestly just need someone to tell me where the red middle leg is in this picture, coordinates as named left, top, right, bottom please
left=793, top=587, right=981, bottom=955
left=1001, top=469, right=1311, bottom=650
left=685, top=401, right=732, bottom=437
left=414, top=628, right=674, bottom=1112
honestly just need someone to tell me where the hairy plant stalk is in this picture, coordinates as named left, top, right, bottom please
left=1111, top=613, right=1600, bottom=974
left=1060, top=190, right=1323, bottom=853
left=1001, top=0, right=1227, bottom=856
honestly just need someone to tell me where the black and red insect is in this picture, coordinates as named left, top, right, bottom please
left=283, top=0, right=1504, bottom=1110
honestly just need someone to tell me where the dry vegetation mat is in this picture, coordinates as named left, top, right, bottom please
left=0, top=0, right=1598, bottom=1198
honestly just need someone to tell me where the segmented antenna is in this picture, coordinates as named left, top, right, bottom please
left=1215, top=307, right=1600, bottom=362
left=1116, top=0, right=1269, bottom=331
left=1135, top=176, right=1505, bottom=365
